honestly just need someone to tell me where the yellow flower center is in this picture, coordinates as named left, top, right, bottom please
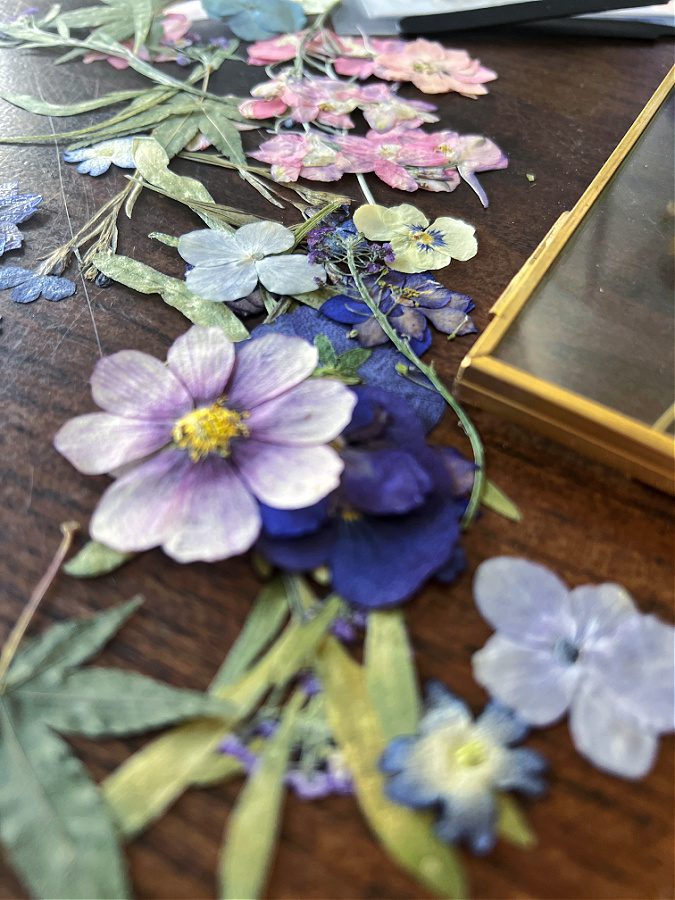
left=172, top=403, right=249, bottom=461
left=453, top=738, right=488, bottom=768
left=416, top=231, right=437, bottom=246
left=341, top=507, right=362, bottom=522
left=412, top=60, right=440, bottom=74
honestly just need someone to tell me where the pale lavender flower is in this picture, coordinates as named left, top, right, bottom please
left=472, top=557, right=675, bottom=779
left=54, top=326, right=356, bottom=563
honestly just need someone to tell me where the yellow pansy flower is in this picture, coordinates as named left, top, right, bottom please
left=353, top=203, right=477, bottom=274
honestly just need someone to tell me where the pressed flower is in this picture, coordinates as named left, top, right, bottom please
left=336, top=133, right=447, bottom=193
left=372, top=39, right=497, bottom=97
left=202, top=0, right=306, bottom=41
left=380, top=682, right=547, bottom=854
left=0, top=182, right=42, bottom=256
left=427, top=131, right=509, bottom=207
left=353, top=203, right=477, bottom=274
left=472, top=557, right=675, bottom=778
left=0, top=266, right=75, bottom=304
left=258, top=386, right=466, bottom=607
left=249, top=132, right=350, bottom=184
left=332, top=36, right=407, bottom=79
left=54, top=326, right=356, bottom=563
left=82, top=13, right=192, bottom=68
left=178, top=220, right=325, bottom=302
left=306, top=205, right=394, bottom=270
left=321, top=271, right=476, bottom=356
left=246, top=29, right=337, bottom=65
left=63, top=137, right=141, bottom=176
left=357, top=84, right=439, bottom=134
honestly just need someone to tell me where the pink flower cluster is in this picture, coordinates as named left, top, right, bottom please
left=246, top=31, right=496, bottom=98
left=249, top=128, right=507, bottom=204
left=239, top=71, right=439, bottom=133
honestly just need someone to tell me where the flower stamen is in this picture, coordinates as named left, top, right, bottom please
left=172, top=403, right=249, bottom=461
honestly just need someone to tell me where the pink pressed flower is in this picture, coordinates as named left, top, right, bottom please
left=372, top=38, right=497, bottom=97
left=357, top=84, right=439, bottom=134
left=246, top=29, right=341, bottom=65
left=249, top=132, right=350, bottom=183
left=427, top=131, right=508, bottom=206
left=336, top=130, right=446, bottom=192
left=241, top=73, right=368, bottom=130
left=83, top=13, right=191, bottom=69
left=333, top=36, right=407, bottom=79
left=54, top=327, right=356, bottom=563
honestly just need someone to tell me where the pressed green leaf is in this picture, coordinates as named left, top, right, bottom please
left=6, top=597, right=142, bottom=689
left=65, top=102, right=197, bottom=151
left=92, top=253, right=249, bottom=339
left=149, top=231, right=180, bottom=247
left=0, top=87, right=144, bottom=116
left=64, top=540, right=134, bottom=578
left=16, top=668, right=234, bottom=738
left=219, top=692, right=303, bottom=900
left=103, top=597, right=340, bottom=837
left=152, top=109, right=201, bottom=160
left=198, top=102, right=246, bottom=167
left=497, top=795, right=537, bottom=848
left=0, top=708, right=130, bottom=900
left=191, top=752, right=246, bottom=788
left=481, top=480, right=523, bottom=522
left=365, top=610, right=421, bottom=741
left=57, top=4, right=122, bottom=29
left=318, top=638, right=468, bottom=900
left=131, top=0, right=154, bottom=53
left=314, top=334, right=338, bottom=368
left=291, top=284, right=337, bottom=310
left=210, top=577, right=289, bottom=690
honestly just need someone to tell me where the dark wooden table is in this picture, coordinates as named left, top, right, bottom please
left=1, top=10, right=673, bottom=899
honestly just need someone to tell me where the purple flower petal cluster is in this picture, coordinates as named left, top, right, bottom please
left=380, top=682, right=547, bottom=854
left=54, top=326, right=356, bottom=563
left=321, top=271, right=476, bottom=356
left=257, top=385, right=467, bottom=608
left=472, top=557, right=675, bottom=779
left=306, top=205, right=394, bottom=271
left=0, top=181, right=42, bottom=256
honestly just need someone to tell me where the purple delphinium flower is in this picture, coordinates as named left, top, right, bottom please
left=472, top=557, right=675, bottom=778
left=380, top=681, right=547, bottom=854
left=321, top=271, right=476, bottom=356
left=0, top=266, right=75, bottom=304
left=0, top=182, right=42, bottom=255
left=54, top=326, right=356, bottom=563
left=306, top=205, right=394, bottom=272
left=257, top=385, right=466, bottom=607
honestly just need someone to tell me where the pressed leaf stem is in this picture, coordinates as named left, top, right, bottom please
left=0, top=521, right=79, bottom=685
left=345, top=243, right=485, bottom=528
left=356, top=173, right=376, bottom=205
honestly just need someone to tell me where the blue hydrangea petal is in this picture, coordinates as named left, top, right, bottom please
left=475, top=700, right=530, bottom=746
left=0, top=265, right=31, bottom=288
left=341, top=448, right=432, bottom=516
left=0, top=184, right=42, bottom=255
left=225, top=0, right=305, bottom=38
left=40, top=274, right=78, bottom=302
left=383, top=271, right=461, bottom=310
left=0, top=266, right=75, bottom=304
left=321, top=295, right=371, bottom=325
left=330, top=499, right=461, bottom=608
left=421, top=682, right=472, bottom=734
left=379, top=735, right=416, bottom=773
left=493, top=747, right=548, bottom=796
left=259, top=500, right=328, bottom=538
left=385, top=770, right=440, bottom=809
left=203, top=0, right=245, bottom=15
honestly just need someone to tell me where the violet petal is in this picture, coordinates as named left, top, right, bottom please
left=91, top=350, right=193, bottom=420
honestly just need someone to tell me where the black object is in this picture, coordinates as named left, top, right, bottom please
left=400, top=0, right=658, bottom=33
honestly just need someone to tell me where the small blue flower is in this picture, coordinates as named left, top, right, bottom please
left=321, top=271, right=476, bottom=356
left=0, top=266, right=76, bottom=304
left=202, top=0, right=306, bottom=41
left=380, top=682, right=547, bottom=855
left=0, top=181, right=42, bottom=256
left=63, top=137, right=140, bottom=176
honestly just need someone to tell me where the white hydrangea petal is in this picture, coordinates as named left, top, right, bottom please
left=233, top=220, right=294, bottom=256
left=473, top=634, right=578, bottom=725
left=473, top=556, right=574, bottom=646
left=566, top=583, right=638, bottom=647
left=185, top=260, right=258, bottom=302
left=178, top=229, right=242, bottom=266
left=256, top=254, right=325, bottom=296
left=570, top=678, right=659, bottom=779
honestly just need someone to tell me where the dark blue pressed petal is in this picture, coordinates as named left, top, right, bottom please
left=259, top=499, right=328, bottom=538
left=346, top=385, right=428, bottom=450
left=0, top=265, right=30, bottom=288
left=10, top=278, right=43, bottom=304
left=41, top=275, right=76, bottom=301
left=341, top=448, right=432, bottom=516
left=409, top=328, right=432, bottom=356
left=330, top=498, right=462, bottom=608
left=435, top=447, right=475, bottom=496
left=257, top=521, right=338, bottom=572
left=434, top=545, right=467, bottom=584
left=320, top=295, right=371, bottom=325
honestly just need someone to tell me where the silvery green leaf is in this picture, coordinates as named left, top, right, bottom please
left=219, top=692, right=303, bottom=900
left=497, top=795, right=537, bottom=848
left=198, top=102, right=246, bottom=167
left=92, top=254, right=249, bottom=339
left=482, top=479, right=523, bottom=522
left=63, top=540, right=134, bottom=578
left=314, top=334, right=338, bottom=369
left=148, top=231, right=180, bottom=247
left=6, top=597, right=142, bottom=689
left=16, top=668, right=234, bottom=737
left=131, top=0, right=154, bottom=53
left=0, top=712, right=130, bottom=900
left=365, top=610, right=421, bottom=741
left=0, top=87, right=145, bottom=116
left=65, top=101, right=197, bottom=151
left=291, top=283, right=336, bottom=310
left=152, top=109, right=202, bottom=159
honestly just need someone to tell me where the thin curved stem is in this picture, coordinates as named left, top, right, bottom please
left=345, top=244, right=485, bottom=528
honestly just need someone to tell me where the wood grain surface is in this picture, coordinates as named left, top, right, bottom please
left=0, top=9, right=673, bottom=899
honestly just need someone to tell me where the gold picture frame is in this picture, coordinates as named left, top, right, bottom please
left=455, top=66, right=675, bottom=494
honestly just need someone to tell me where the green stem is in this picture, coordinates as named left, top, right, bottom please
left=345, top=244, right=485, bottom=528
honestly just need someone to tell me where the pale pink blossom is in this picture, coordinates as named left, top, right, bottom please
left=246, top=29, right=341, bottom=65
left=372, top=38, right=497, bottom=96
left=333, top=36, right=407, bottom=79
left=413, top=130, right=508, bottom=205
left=249, top=132, right=350, bottom=183
left=336, top=130, right=447, bottom=192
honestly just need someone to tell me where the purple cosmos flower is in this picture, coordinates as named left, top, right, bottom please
left=257, top=386, right=466, bottom=607
left=0, top=266, right=75, bottom=304
left=380, top=682, right=547, bottom=854
left=472, top=557, right=675, bottom=778
left=54, top=326, right=356, bottom=563
left=0, top=182, right=42, bottom=255
left=321, top=271, right=476, bottom=356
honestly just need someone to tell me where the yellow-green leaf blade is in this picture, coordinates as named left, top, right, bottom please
left=365, top=610, right=421, bottom=741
